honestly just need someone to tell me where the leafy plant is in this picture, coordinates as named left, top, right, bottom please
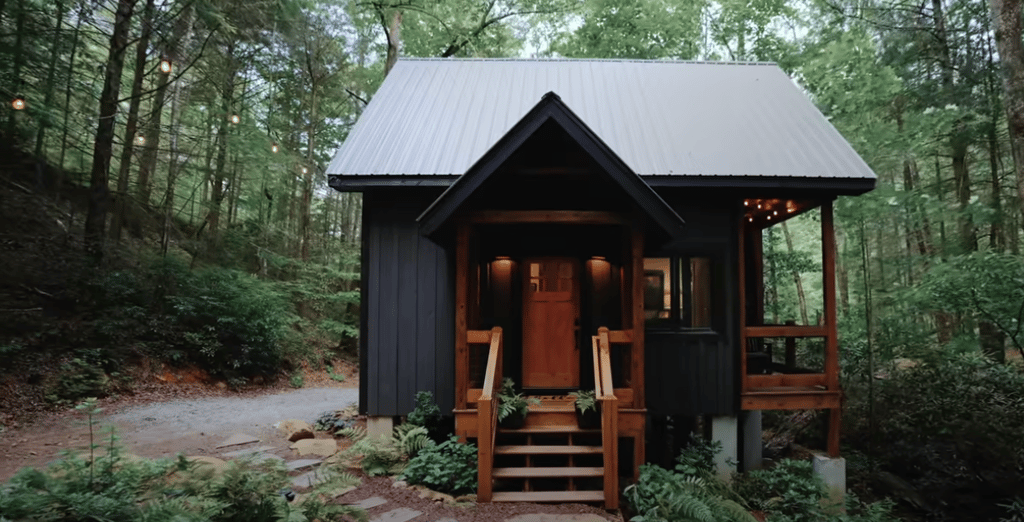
left=624, top=463, right=756, bottom=522
left=289, top=372, right=304, bottom=388
left=313, top=410, right=354, bottom=433
left=339, top=424, right=434, bottom=476
left=400, top=435, right=478, bottom=495
left=734, top=460, right=825, bottom=521
left=569, top=389, right=598, bottom=414
left=406, top=391, right=444, bottom=441
left=497, top=378, right=540, bottom=422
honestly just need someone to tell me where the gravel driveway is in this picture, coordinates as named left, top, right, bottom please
left=105, top=388, right=359, bottom=455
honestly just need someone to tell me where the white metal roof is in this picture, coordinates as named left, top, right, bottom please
left=326, top=58, right=876, bottom=182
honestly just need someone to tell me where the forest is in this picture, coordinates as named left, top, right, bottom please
left=2, top=0, right=1024, bottom=520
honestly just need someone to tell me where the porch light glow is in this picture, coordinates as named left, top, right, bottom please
left=591, top=255, right=606, bottom=261
left=11, top=95, right=25, bottom=110
left=495, top=256, right=511, bottom=260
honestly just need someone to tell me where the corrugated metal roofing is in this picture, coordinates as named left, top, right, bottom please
left=326, top=59, right=876, bottom=181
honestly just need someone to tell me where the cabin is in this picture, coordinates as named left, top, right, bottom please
left=327, top=59, right=876, bottom=508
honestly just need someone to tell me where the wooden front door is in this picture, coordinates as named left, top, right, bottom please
left=522, top=257, right=580, bottom=389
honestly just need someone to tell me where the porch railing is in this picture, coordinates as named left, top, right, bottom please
left=474, top=326, right=502, bottom=502
left=594, top=327, right=619, bottom=510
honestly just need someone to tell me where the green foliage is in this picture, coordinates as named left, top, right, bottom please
left=406, top=391, right=444, bottom=442
left=45, top=353, right=113, bottom=404
left=858, top=353, right=1024, bottom=483
left=674, top=435, right=721, bottom=480
left=339, top=423, right=434, bottom=476
left=569, top=389, right=597, bottom=414
left=497, top=378, right=540, bottom=422
left=735, top=460, right=825, bottom=520
left=90, top=255, right=295, bottom=379
left=400, top=435, right=478, bottom=495
left=312, top=410, right=354, bottom=433
left=624, top=463, right=756, bottom=522
left=289, top=372, right=304, bottom=388
left=0, top=419, right=367, bottom=522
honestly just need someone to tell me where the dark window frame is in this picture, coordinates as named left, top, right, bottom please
left=643, top=252, right=724, bottom=333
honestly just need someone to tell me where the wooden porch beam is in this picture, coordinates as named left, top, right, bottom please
left=466, top=210, right=627, bottom=225
left=745, top=373, right=827, bottom=389
left=822, top=199, right=841, bottom=457
left=744, top=325, right=828, bottom=338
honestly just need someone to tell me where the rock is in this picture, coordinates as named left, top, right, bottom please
left=391, top=480, right=408, bottom=488
left=215, top=433, right=260, bottom=449
left=221, top=445, right=276, bottom=458
left=504, top=516, right=609, bottom=522
left=369, top=507, right=422, bottom=522
left=215, top=381, right=227, bottom=390
left=276, top=419, right=314, bottom=438
left=290, top=438, right=337, bottom=457
left=454, top=494, right=477, bottom=503
left=433, top=492, right=455, bottom=504
left=285, top=458, right=322, bottom=471
left=324, top=485, right=357, bottom=499
left=347, top=496, right=388, bottom=509
left=288, top=429, right=315, bottom=443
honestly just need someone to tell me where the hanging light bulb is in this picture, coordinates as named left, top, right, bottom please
left=271, top=142, right=279, bottom=153
left=301, top=166, right=308, bottom=174
left=11, top=94, right=25, bottom=111
left=230, top=114, right=240, bottom=124
left=159, top=58, right=171, bottom=74
left=134, top=134, right=146, bottom=145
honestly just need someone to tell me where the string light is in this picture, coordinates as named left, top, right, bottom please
left=159, top=58, right=171, bottom=74
left=134, top=134, right=146, bottom=145
left=743, top=200, right=749, bottom=206
left=301, top=166, right=308, bottom=174
left=11, top=95, right=25, bottom=111
left=767, top=214, right=772, bottom=221
left=748, top=217, right=754, bottom=222
left=773, top=210, right=778, bottom=216
left=230, top=114, right=240, bottom=124
left=271, top=143, right=279, bottom=153
left=757, top=203, right=762, bottom=209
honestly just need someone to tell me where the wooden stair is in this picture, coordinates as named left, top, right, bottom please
left=486, top=405, right=606, bottom=504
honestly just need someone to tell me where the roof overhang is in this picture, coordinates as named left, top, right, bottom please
left=415, top=92, right=687, bottom=238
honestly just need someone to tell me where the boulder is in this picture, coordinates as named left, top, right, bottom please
left=276, top=419, right=315, bottom=442
left=290, top=438, right=338, bottom=457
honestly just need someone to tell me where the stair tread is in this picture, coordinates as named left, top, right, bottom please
left=493, top=467, right=604, bottom=478
left=495, top=445, right=604, bottom=455
left=492, top=491, right=604, bottom=503
left=498, top=426, right=600, bottom=434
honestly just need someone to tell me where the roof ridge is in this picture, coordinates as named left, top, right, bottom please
left=396, top=57, right=778, bottom=66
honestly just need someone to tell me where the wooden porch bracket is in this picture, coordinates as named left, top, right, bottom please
left=476, top=327, right=503, bottom=502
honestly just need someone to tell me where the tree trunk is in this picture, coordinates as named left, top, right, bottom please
left=384, top=10, right=402, bottom=76
left=989, top=0, right=1024, bottom=236
left=139, top=5, right=193, bottom=208
left=112, top=0, right=155, bottom=243
left=6, top=1, right=27, bottom=138
left=836, top=226, right=851, bottom=316
left=781, top=222, right=809, bottom=324
left=84, top=0, right=136, bottom=258
left=34, top=0, right=66, bottom=159
left=206, top=42, right=237, bottom=246
left=300, top=92, right=318, bottom=261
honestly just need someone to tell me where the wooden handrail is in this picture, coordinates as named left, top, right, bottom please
left=591, top=336, right=603, bottom=398
left=595, top=327, right=619, bottom=510
left=476, top=327, right=502, bottom=503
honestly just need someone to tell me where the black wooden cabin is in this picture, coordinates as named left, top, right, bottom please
left=327, top=59, right=876, bottom=507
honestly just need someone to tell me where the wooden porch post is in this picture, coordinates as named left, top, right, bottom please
left=456, top=221, right=469, bottom=411
left=738, top=215, right=747, bottom=392
left=821, top=200, right=841, bottom=457
left=631, top=219, right=644, bottom=409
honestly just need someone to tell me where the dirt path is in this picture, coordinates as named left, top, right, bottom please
left=0, top=387, right=358, bottom=481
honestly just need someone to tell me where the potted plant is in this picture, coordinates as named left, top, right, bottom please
left=569, top=390, right=600, bottom=429
left=497, top=378, right=539, bottom=429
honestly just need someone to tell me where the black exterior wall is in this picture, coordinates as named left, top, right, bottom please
left=358, top=186, right=744, bottom=418
left=361, top=189, right=455, bottom=416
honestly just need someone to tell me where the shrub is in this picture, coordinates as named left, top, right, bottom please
left=406, top=391, right=444, bottom=442
left=735, top=460, right=825, bottom=521
left=339, top=424, right=434, bottom=476
left=400, top=435, right=478, bottom=495
left=624, top=463, right=756, bottom=522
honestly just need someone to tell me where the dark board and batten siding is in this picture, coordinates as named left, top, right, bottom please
left=362, top=189, right=454, bottom=416
left=643, top=193, right=741, bottom=416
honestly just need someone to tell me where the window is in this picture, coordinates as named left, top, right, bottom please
left=644, top=256, right=717, bottom=329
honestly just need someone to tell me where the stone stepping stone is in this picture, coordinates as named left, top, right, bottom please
left=286, top=458, right=322, bottom=471
left=244, top=453, right=284, bottom=464
left=505, top=516, right=609, bottom=522
left=215, top=433, right=259, bottom=449
left=434, top=519, right=459, bottom=522
left=370, top=508, right=422, bottom=522
left=347, top=496, right=388, bottom=510
left=290, top=438, right=338, bottom=457
left=221, top=445, right=276, bottom=457
left=291, top=469, right=337, bottom=488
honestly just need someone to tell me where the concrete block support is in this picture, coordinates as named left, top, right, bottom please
left=812, top=452, right=846, bottom=505
left=709, top=415, right=738, bottom=482
left=739, top=410, right=763, bottom=472
left=367, top=415, right=394, bottom=439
